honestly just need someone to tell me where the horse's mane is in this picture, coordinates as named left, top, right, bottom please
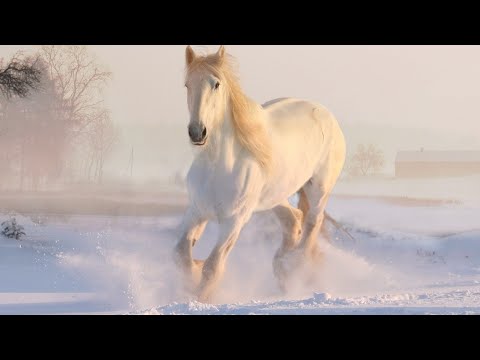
left=186, top=50, right=272, bottom=172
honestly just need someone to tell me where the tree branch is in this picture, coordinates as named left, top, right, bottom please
left=0, top=53, right=42, bottom=99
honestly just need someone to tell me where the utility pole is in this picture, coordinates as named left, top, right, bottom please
left=129, top=146, right=134, bottom=178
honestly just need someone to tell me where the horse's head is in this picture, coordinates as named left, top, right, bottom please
left=184, top=45, right=228, bottom=147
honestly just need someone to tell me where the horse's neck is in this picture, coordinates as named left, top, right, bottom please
left=205, top=110, right=241, bottom=172
left=203, top=97, right=266, bottom=172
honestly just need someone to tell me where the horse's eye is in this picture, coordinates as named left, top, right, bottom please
left=214, top=82, right=220, bottom=90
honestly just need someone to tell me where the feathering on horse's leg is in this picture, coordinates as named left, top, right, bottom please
left=196, top=214, right=249, bottom=303
left=174, top=207, right=208, bottom=292
left=272, top=201, right=304, bottom=291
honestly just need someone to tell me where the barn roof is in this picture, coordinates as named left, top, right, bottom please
left=396, top=151, right=480, bottom=163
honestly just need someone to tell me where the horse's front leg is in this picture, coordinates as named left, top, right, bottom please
left=196, top=214, right=249, bottom=302
left=174, top=207, right=207, bottom=292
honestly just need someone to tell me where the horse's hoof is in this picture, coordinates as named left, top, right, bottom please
left=273, top=248, right=304, bottom=289
left=195, top=287, right=214, bottom=304
left=273, top=246, right=325, bottom=291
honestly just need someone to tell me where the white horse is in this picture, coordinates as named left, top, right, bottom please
left=175, top=45, right=346, bottom=302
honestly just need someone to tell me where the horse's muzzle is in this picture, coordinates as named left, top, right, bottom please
left=189, top=124, right=207, bottom=145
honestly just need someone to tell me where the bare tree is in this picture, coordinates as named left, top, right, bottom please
left=40, top=46, right=111, bottom=138
left=85, top=111, right=118, bottom=184
left=0, top=46, right=114, bottom=190
left=40, top=46, right=113, bottom=185
left=347, top=144, right=385, bottom=176
left=0, top=53, right=41, bottom=99
left=0, top=58, right=66, bottom=191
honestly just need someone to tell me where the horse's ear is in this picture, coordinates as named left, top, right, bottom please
left=216, top=45, right=226, bottom=61
left=186, top=46, right=196, bottom=66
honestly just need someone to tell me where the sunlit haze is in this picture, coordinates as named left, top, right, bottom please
left=1, top=45, right=479, bottom=183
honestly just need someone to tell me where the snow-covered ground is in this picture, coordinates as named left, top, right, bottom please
left=335, top=174, right=480, bottom=205
left=1, top=178, right=479, bottom=314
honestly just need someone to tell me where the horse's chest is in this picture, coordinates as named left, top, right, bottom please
left=187, top=159, right=262, bottom=219
left=197, top=173, right=234, bottom=214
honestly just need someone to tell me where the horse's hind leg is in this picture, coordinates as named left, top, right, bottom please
left=298, top=180, right=330, bottom=261
left=298, top=135, right=345, bottom=258
left=272, top=201, right=304, bottom=289
left=299, top=188, right=331, bottom=242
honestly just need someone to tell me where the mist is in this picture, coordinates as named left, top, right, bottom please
left=2, top=45, right=479, bottom=184
left=98, top=45, right=480, bottom=180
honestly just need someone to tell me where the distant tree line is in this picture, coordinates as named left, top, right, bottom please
left=0, top=46, right=118, bottom=191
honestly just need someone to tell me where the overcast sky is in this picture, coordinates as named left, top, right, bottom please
left=1, top=45, right=479, bottom=180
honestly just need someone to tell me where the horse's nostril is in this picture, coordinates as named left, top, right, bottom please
left=188, top=128, right=193, bottom=138
left=202, top=127, right=207, bottom=139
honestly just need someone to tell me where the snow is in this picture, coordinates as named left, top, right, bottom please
left=333, top=174, right=480, bottom=205
left=0, top=177, right=479, bottom=314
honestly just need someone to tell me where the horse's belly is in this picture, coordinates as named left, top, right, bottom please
left=256, top=157, right=318, bottom=211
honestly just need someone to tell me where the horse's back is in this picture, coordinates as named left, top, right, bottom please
left=263, top=97, right=333, bottom=122
left=262, top=98, right=291, bottom=108
left=263, top=97, right=339, bottom=140
left=262, top=97, right=312, bottom=112
left=264, top=97, right=345, bottom=176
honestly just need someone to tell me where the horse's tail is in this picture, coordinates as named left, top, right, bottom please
left=324, top=211, right=357, bottom=243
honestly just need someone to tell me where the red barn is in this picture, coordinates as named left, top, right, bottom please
left=395, top=150, right=480, bottom=178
